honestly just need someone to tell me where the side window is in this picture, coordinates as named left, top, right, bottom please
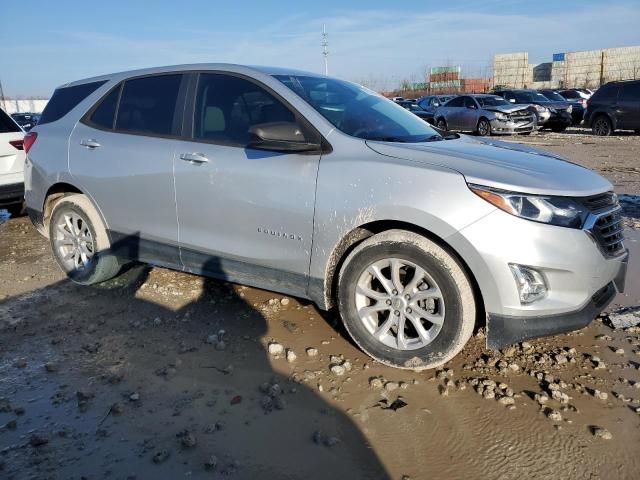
left=39, top=80, right=107, bottom=125
left=464, top=97, right=477, bottom=108
left=0, top=109, right=21, bottom=133
left=115, top=74, right=182, bottom=136
left=504, top=92, right=516, bottom=102
left=593, top=84, right=619, bottom=103
left=89, top=85, right=121, bottom=130
left=445, top=97, right=464, bottom=107
left=193, top=73, right=297, bottom=146
left=620, top=82, right=640, bottom=101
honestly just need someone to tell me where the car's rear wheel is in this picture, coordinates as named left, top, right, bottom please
left=436, top=118, right=447, bottom=131
left=592, top=115, right=612, bottom=136
left=476, top=118, right=491, bottom=136
left=337, top=230, right=476, bottom=370
left=49, top=194, right=121, bottom=285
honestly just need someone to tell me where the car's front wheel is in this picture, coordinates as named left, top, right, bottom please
left=48, top=194, right=122, bottom=285
left=436, top=118, right=447, bottom=131
left=476, top=118, right=491, bottom=136
left=337, top=230, right=476, bottom=370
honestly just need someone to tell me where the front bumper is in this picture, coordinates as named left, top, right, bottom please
left=489, top=117, right=536, bottom=135
left=447, top=207, right=629, bottom=348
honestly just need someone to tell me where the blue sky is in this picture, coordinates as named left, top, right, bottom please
left=2, top=0, right=639, bottom=96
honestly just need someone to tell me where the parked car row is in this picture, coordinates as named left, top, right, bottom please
left=11, top=112, right=40, bottom=131
left=393, top=79, right=640, bottom=137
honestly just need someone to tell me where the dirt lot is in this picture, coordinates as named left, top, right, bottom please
left=1, top=128, right=640, bottom=480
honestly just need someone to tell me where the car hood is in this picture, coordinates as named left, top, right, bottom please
left=481, top=104, right=530, bottom=114
left=365, top=135, right=611, bottom=197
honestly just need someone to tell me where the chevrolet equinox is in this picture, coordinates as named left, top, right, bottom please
left=24, top=64, right=628, bottom=369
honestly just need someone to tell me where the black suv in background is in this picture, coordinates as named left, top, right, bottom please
left=584, top=80, right=640, bottom=136
left=493, top=88, right=572, bottom=132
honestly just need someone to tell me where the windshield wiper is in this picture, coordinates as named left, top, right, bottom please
left=367, top=136, right=409, bottom=142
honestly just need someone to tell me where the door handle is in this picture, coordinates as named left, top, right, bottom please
left=80, top=139, right=101, bottom=149
left=179, top=152, right=209, bottom=164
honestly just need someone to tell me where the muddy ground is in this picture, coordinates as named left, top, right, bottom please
left=1, top=128, right=640, bottom=480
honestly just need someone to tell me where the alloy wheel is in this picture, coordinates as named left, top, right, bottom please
left=354, top=258, right=445, bottom=350
left=53, top=211, right=95, bottom=271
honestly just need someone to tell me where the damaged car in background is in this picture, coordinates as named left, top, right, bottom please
left=24, top=64, right=628, bottom=370
left=434, top=94, right=536, bottom=136
left=493, top=88, right=573, bottom=132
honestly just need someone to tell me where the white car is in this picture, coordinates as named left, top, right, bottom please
left=0, top=108, right=26, bottom=207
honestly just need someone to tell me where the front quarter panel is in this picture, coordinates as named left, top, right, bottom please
left=308, top=136, right=495, bottom=308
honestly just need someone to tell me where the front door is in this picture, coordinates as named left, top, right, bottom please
left=173, top=72, right=321, bottom=296
left=617, top=82, right=640, bottom=130
left=69, top=74, right=186, bottom=266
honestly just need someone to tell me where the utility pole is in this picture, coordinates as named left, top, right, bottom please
left=0, top=78, right=6, bottom=112
left=321, top=23, right=329, bottom=75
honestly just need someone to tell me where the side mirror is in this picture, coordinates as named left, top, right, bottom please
left=248, top=122, right=321, bottom=152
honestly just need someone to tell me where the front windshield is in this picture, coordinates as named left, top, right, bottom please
left=541, top=91, right=566, bottom=102
left=476, top=96, right=510, bottom=107
left=274, top=75, right=441, bottom=142
left=514, top=91, right=551, bottom=103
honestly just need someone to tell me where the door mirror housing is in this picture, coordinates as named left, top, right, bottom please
left=248, top=122, right=321, bottom=152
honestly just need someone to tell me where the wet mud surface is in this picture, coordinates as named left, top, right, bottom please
left=1, top=131, right=640, bottom=479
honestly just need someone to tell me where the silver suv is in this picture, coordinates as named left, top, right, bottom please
left=24, top=64, right=628, bottom=370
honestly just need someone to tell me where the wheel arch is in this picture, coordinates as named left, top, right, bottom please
left=319, top=219, right=485, bottom=325
left=591, top=111, right=617, bottom=130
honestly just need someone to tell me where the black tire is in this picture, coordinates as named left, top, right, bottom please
left=436, top=118, right=447, bottom=131
left=634, top=129, right=640, bottom=135
left=592, top=115, right=612, bottom=136
left=550, top=125, right=568, bottom=133
left=337, top=230, right=476, bottom=370
left=476, top=118, right=491, bottom=136
left=48, top=194, right=122, bottom=285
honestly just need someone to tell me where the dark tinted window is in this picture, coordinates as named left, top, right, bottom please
left=89, top=85, right=121, bottom=129
left=194, top=73, right=296, bottom=145
left=592, top=84, right=619, bottom=102
left=116, top=75, right=182, bottom=136
left=445, top=97, right=465, bottom=107
left=476, top=96, right=510, bottom=107
left=39, top=80, right=107, bottom=125
left=620, top=82, right=640, bottom=101
left=560, top=90, right=579, bottom=99
left=0, top=109, right=22, bottom=133
left=463, top=97, right=477, bottom=108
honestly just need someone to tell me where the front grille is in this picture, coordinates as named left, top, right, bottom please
left=590, top=208, right=624, bottom=257
left=582, top=192, right=617, bottom=212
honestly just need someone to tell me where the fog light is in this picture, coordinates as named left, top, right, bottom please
left=509, top=264, right=547, bottom=304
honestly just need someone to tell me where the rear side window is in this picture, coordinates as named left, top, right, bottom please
left=561, top=90, right=579, bottom=99
left=39, top=80, right=107, bottom=125
left=0, top=109, right=21, bottom=133
left=593, top=84, right=619, bottom=102
left=89, top=85, right=121, bottom=129
left=115, top=74, right=182, bottom=136
left=620, top=82, right=640, bottom=101
left=445, top=97, right=464, bottom=107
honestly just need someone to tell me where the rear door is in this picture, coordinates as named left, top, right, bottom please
left=0, top=108, right=25, bottom=194
left=172, top=72, right=321, bottom=296
left=69, top=74, right=186, bottom=265
left=461, top=96, right=480, bottom=131
left=617, top=82, right=640, bottom=130
left=442, top=96, right=465, bottom=130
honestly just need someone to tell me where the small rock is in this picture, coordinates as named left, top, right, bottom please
left=29, top=433, right=50, bottom=447
left=384, top=381, right=399, bottom=392
left=178, top=431, right=197, bottom=448
left=129, top=392, right=140, bottom=402
left=330, top=365, right=345, bottom=376
left=286, top=350, right=297, bottom=363
left=215, top=340, right=227, bottom=351
left=280, top=298, right=290, bottom=306
left=268, top=342, right=284, bottom=356
left=591, top=426, right=612, bottom=440
left=498, top=396, right=515, bottom=406
left=44, top=362, right=59, bottom=373
left=205, top=455, right=218, bottom=471
left=152, top=450, right=170, bottom=464
left=593, top=389, right=608, bottom=401
left=369, top=377, right=384, bottom=389
left=306, top=347, right=319, bottom=357
left=614, top=348, right=625, bottom=355
left=546, top=409, right=562, bottom=422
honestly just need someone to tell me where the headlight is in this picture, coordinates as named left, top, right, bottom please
left=495, top=112, right=508, bottom=121
left=534, top=105, right=548, bottom=113
left=566, top=105, right=573, bottom=113
left=469, top=185, right=590, bottom=228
